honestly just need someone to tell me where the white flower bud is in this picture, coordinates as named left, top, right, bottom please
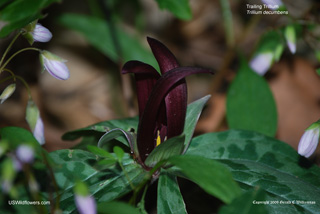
left=298, top=124, right=320, bottom=158
left=284, top=25, right=296, bottom=54
left=32, top=24, right=52, bottom=43
left=249, top=52, right=273, bottom=76
left=0, top=84, right=16, bottom=104
left=40, top=51, right=70, bottom=80
left=75, top=195, right=96, bottom=214
left=16, top=145, right=34, bottom=164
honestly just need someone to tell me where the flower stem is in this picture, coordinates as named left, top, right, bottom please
left=0, top=47, right=40, bottom=74
left=0, top=31, right=22, bottom=68
left=15, top=75, right=32, bottom=99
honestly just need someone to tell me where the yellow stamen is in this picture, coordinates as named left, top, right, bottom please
left=156, top=130, right=161, bottom=146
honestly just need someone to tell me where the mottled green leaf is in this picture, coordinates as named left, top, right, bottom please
left=157, top=169, right=187, bottom=214
left=145, top=135, right=185, bottom=168
left=62, top=117, right=138, bottom=141
left=227, top=60, right=277, bottom=137
left=169, top=155, right=242, bottom=204
left=218, top=188, right=268, bottom=214
left=98, top=201, right=141, bottom=214
left=58, top=14, right=158, bottom=69
left=49, top=149, right=147, bottom=214
left=155, top=0, right=192, bottom=20
left=186, top=130, right=320, bottom=213
left=62, top=116, right=138, bottom=149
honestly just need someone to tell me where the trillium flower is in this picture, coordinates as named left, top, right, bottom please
left=31, top=24, right=52, bottom=43
left=120, top=37, right=213, bottom=167
left=298, top=122, right=320, bottom=158
left=40, top=50, right=70, bottom=80
left=0, top=84, right=16, bottom=104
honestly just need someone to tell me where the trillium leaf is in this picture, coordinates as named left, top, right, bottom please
left=186, top=130, right=320, bottom=213
left=157, top=169, right=187, bottom=214
left=87, top=145, right=115, bottom=159
left=98, top=128, right=136, bottom=155
left=218, top=187, right=268, bottom=214
left=97, top=201, right=141, bottom=214
left=168, top=155, right=242, bottom=204
left=144, top=135, right=185, bottom=167
left=49, top=149, right=147, bottom=214
left=227, top=59, right=277, bottom=137
left=182, top=95, right=211, bottom=153
left=62, top=116, right=138, bottom=149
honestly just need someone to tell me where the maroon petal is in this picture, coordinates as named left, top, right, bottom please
left=147, top=37, right=179, bottom=74
left=138, top=66, right=213, bottom=162
left=122, top=60, right=160, bottom=119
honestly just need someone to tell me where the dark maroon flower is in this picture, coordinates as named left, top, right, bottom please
left=122, top=37, right=213, bottom=168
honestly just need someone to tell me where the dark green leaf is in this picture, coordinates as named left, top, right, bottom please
left=98, top=128, right=135, bottom=149
left=87, top=145, right=115, bottom=159
left=0, top=0, right=60, bottom=37
left=144, top=135, right=185, bottom=167
left=62, top=117, right=138, bottom=140
left=186, top=130, right=320, bottom=213
left=157, top=169, right=187, bottom=214
left=58, top=14, right=158, bottom=69
left=155, top=0, right=192, bottom=20
left=226, top=60, right=277, bottom=137
left=0, top=126, right=38, bottom=147
left=98, top=201, right=141, bottom=214
left=183, top=95, right=211, bottom=152
left=50, top=149, right=147, bottom=214
left=169, top=155, right=242, bottom=204
left=218, top=188, right=268, bottom=214
left=316, top=68, right=320, bottom=76
left=62, top=117, right=138, bottom=149
left=113, top=146, right=124, bottom=161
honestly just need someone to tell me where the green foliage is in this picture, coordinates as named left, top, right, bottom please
left=154, top=0, right=192, bottom=20
left=58, top=13, right=158, bottom=69
left=219, top=188, right=268, bottom=214
left=227, top=59, right=277, bottom=137
left=182, top=95, right=211, bottom=151
left=49, top=149, right=147, bottom=213
left=98, top=201, right=141, bottom=214
left=187, top=130, right=320, bottom=213
left=0, top=0, right=60, bottom=37
left=169, top=155, right=242, bottom=204
left=144, top=135, right=185, bottom=167
left=157, top=169, right=187, bottom=214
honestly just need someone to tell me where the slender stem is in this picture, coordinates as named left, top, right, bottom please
left=0, top=47, right=40, bottom=74
left=119, top=161, right=135, bottom=190
left=0, top=31, right=22, bottom=67
left=2, top=68, right=16, bottom=81
left=0, top=76, right=14, bottom=84
left=15, top=75, right=32, bottom=99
